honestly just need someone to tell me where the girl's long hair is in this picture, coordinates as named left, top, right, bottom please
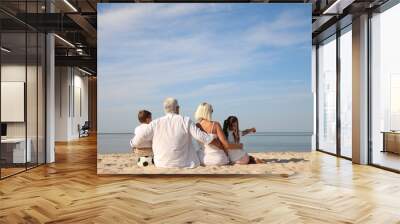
left=223, top=116, right=240, bottom=143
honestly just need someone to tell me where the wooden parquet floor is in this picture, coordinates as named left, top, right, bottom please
left=1, top=135, right=400, bottom=224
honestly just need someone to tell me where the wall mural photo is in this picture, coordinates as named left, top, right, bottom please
left=97, top=3, right=312, bottom=175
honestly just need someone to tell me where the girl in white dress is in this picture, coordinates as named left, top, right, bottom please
left=194, top=103, right=243, bottom=166
left=223, top=116, right=260, bottom=164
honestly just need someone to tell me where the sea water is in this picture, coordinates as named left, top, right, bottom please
left=97, top=132, right=312, bottom=154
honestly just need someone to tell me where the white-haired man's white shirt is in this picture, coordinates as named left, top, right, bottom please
left=131, top=113, right=215, bottom=168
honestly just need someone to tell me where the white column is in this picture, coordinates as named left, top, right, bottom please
left=45, top=1, right=55, bottom=163
left=55, top=67, right=73, bottom=141
left=46, top=33, right=55, bottom=163
left=352, top=14, right=369, bottom=164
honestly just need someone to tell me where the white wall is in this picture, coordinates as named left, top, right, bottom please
left=55, top=67, right=89, bottom=141
left=1, top=82, right=25, bottom=122
left=71, top=73, right=89, bottom=138
left=1, top=63, right=47, bottom=163
left=55, top=67, right=70, bottom=141
left=1, top=66, right=26, bottom=136
left=1, top=65, right=38, bottom=138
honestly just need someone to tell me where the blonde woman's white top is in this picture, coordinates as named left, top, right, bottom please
left=197, top=122, right=229, bottom=166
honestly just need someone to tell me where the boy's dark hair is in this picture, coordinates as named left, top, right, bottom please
left=138, top=110, right=152, bottom=123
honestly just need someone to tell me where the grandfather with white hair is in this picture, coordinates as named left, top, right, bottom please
left=131, top=98, right=216, bottom=168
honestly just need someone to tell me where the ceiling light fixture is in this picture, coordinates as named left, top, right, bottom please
left=1, top=47, right=11, bottom=53
left=54, top=34, right=75, bottom=48
left=76, top=48, right=85, bottom=55
left=78, top=67, right=93, bottom=76
left=323, top=0, right=354, bottom=15
left=63, top=0, right=78, bottom=12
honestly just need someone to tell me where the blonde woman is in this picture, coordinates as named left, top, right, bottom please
left=194, top=102, right=243, bottom=166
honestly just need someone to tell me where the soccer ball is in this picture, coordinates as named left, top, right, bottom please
left=137, top=156, right=154, bottom=167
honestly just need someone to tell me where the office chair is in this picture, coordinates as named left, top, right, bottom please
left=79, top=121, right=90, bottom=138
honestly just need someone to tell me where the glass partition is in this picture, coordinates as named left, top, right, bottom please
left=0, top=1, right=46, bottom=179
left=1, top=30, right=28, bottom=177
left=370, top=3, right=400, bottom=171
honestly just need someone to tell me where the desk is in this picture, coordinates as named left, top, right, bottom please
left=1, top=138, right=31, bottom=163
left=382, top=131, right=400, bottom=154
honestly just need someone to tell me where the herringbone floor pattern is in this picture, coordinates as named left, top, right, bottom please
left=1, top=135, right=400, bottom=223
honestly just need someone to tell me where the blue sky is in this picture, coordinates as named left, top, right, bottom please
left=98, top=3, right=312, bottom=133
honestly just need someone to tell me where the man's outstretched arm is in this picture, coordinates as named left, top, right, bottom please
left=188, top=118, right=215, bottom=144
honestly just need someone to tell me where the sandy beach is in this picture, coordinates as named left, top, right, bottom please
left=97, top=152, right=311, bottom=175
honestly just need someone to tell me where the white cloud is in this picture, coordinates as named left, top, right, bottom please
left=98, top=4, right=220, bottom=37
left=177, top=82, right=239, bottom=99
left=244, top=10, right=310, bottom=48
